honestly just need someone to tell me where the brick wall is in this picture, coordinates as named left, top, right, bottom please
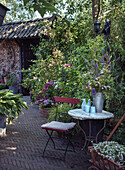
left=0, top=39, right=21, bottom=91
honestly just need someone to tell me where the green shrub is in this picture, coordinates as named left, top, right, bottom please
left=0, top=89, right=28, bottom=124
left=0, top=84, right=7, bottom=90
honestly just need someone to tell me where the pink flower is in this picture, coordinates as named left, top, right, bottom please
left=43, top=91, right=45, bottom=94
left=42, top=89, right=45, bottom=91
left=65, top=64, right=71, bottom=67
left=115, top=36, right=119, bottom=39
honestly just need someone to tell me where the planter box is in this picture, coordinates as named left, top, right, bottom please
left=88, top=147, right=125, bottom=170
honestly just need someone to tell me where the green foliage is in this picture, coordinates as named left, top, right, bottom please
left=0, top=89, right=28, bottom=124
left=110, top=123, right=125, bottom=145
left=22, top=1, right=125, bottom=121
left=48, top=103, right=74, bottom=122
left=0, top=0, right=34, bottom=22
left=6, top=72, right=17, bottom=86
left=107, top=123, right=125, bottom=145
left=23, top=0, right=57, bottom=17
left=0, top=84, right=7, bottom=90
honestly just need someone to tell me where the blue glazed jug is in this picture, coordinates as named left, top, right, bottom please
left=81, top=99, right=86, bottom=111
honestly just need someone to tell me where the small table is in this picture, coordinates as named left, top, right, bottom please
left=68, top=109, right=114, bottom=149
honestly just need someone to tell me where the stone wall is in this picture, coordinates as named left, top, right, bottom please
left=0, top=39, right=21, bottom=91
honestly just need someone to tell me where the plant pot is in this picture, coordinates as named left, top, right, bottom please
left=94, top=92, right=104, bottom=113
left=9, top=85, right=18, bottom=94
left=0, top=114, right=6, bottom=136
left=39, top=107, right=51, bottom=119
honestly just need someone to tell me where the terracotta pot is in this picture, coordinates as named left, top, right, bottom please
left=39, top=107, right=51, bottom=119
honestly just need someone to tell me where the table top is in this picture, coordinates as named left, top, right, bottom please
left=68, top=109, right=114, bottom=120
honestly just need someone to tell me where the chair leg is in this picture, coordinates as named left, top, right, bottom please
left=67, top=136, right=75, bottom=152
left=43, top=130, right=55, bottom=157
left=46, top=130, right=56, bottom=149
left=63, top=136, right=75, bottom=161
left=63, top=140, right=70, bottom=161
left=43, top=130, right=75, bottom=160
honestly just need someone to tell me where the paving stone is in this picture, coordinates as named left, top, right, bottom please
left=0, top=96, right=91, bottom=170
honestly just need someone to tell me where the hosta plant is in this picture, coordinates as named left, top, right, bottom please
left=0, top=89, right=28, bottom=124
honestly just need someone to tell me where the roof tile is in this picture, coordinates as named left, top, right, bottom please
left=0, top=15, right=56, bottom=39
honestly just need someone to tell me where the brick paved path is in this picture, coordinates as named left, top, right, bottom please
left=0, top=96, right=91, bottom=170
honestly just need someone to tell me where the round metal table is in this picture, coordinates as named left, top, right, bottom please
left=68, top=109, right=114, bottom=149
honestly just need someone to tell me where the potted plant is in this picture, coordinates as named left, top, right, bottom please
left=0, top=72, right=4, bottom=84
left=0, top=89, right=28, bottom=136
left=37, top=81, right=61, bottom=118
left=39, top=98, right=54, bottom=118
left=1, top=68, right=9, bottom=84
left=0, top=84, right=7, bottom=90
left=80, top=37, right=119, bottom=112
left=90, top=141, right=125, bottom=169
left=6, top=71, right=18, bottom=94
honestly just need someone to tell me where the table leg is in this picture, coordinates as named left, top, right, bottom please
left=78, top=120, right=87, bottom=150
left=96, top=120, right=106, bottom=143
left=78, top=119, right=106, bottom=150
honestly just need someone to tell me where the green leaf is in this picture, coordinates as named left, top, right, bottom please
left=23, top=0, right=30, bottom=6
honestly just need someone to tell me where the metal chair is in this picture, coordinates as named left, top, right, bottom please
left=41, top=96, right=79, bottom=160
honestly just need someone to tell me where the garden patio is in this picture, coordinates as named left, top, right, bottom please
left=0, top=1, right=125, bottom=169
left=0, top=96, right=91, bottom=170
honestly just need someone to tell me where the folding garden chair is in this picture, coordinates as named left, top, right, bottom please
left=88, top=113, right=125, bottom=170
left=41, top=96, right=79, bottom=160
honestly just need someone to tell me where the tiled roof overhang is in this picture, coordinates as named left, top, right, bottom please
left=0, top=15, right=56, bottom=39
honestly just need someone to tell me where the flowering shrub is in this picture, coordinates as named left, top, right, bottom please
left=74, top=36, right=121, bottom=102
left=38, top=81, right=61, bottom=108
left=39, top=98, right=54, bottom=108
left=82, top=54, right=114, bottom=93
left=0, top=69, right=11, bottom=84
left=92, top=141, right=125, bottom=166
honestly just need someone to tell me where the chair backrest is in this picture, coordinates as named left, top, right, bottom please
left=54, top=96, right=79, bottom=121
left=54, top=96, right=79, bottom=104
